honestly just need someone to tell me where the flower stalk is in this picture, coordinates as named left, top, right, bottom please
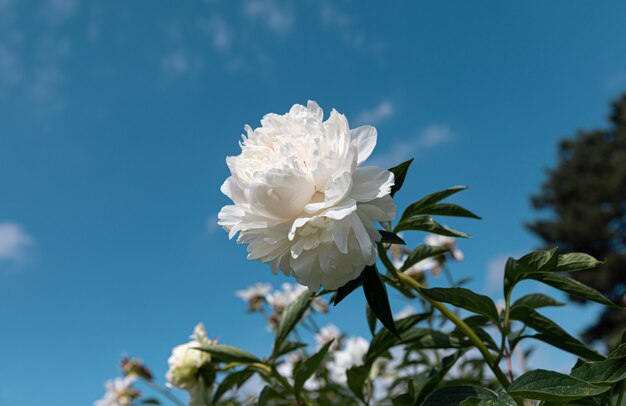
left=378, top=245, right=512, bottom=389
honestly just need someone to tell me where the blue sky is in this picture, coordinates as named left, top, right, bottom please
left=1, top=1, right=626, bottom=405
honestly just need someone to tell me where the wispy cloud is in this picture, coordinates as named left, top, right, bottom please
left=42, top=0, right=78, bottom=25
left=243, top=0, right=294, bottom=36
left=206, top=213, right=220, bottom=234
left=161, top=50, right=190, bottom=76
left=368, top=124, right=455, bottom=168
left=199, top=15, right=232, bottom=52
left=354, top=100, right=394, bottom=126
left=604, top=70, right=626, bottom=92
left=485, top=254, right=511, bottom=293
left=0, top=222, right=33, bottom=267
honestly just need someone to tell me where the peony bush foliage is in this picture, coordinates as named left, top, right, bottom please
left=97, top=102, right=626, bottom=406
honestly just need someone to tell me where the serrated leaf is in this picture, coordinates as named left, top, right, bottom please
left=400, top=244, right=449, bottom=271
left=525, top=272, right=619, bottom=309
left=556, top=253, right=603, bottom=273
left=389, top=158, right=414, bottom=197
left=332, top=274, right=363, bottom=306
left=509, top=306, right=604, bottom=361
left=195, top=344, right=260, bottom=364
left=401, top=185, right=469, bottom=222
left=362, top=264, right=398, bottom=337
left=293, top=340, right=334, bottom=395
left=511, top=294, right=565, bottom=311
left=423, top=385, right=498, bottom=406
left=395, top=215, right=471, bottom=238
left=508, top=369, right=609, bottom=402
left=379, top=230, right=406, bottom=245
left=571, top=356, right=626, bottom=384
left=213, top=368, right=255, bottom=403
left=420, top=287, right=500, bottom=325
left=273, top=290, right=313, bottom=352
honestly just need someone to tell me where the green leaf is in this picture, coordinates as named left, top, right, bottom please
left=273, top=341, right=306, bottom=358
left=273, top=290, right=313, bottom=352
left=556, top=253, right=603, bottom=273
left=389, top=158, right=414, bottom=197
left=571, top=356, right=626, bottom=384
left=365, top=313, right=431, bottom=363
left=508, top=369, right=609, bottom=402
left=405, top=203, right=481, bottom=220
left=332, top=274, right=363, bottom=306
left=423, top=385, right=498, bottom=406
left=395, top=215, right=471, bottom=238
left=401, top=244, right=449, bottom=271
left=609, top=343, right=626, bottom=359
left=509, top=306, right=604, bottom=361
left=518, top=248, right=559, bottom=273
left=293, top=340, right=334, bottom=395
left=460, top=392, right=517, bottom=405
left=404, top=328, right=469, bottom=349
left=401, top=185, right=469, bottom=221
left=525, top=272, right=619, bottom=309
left=257, top=385, right=285, bottom=405
left=378, top=230, right=406, bottom=245
left=362, top=264, right=398, bottom=337
left=213, top=368, right=255, bottom=403
left=366, top=304, right=377, bottom=336
left=346, top=364, right=369, bottom=401
left=195, top=344, right=260, bottom=364
left=415, top=351, right=467, bottom=405
left=420, top=287, right=501, bottom=325
left=511, top=294, right=565, bottom=311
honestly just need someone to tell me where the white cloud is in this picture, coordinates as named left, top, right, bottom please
left=161, top=51, right=189, bottom=76
left=43, top=0, right=78, bottom=25
left=199, top=15, right=232, bottom=52
left=0, top=44, right=21, bottom=87
left=485, top=254, right=512, bottom=293
left=368, top=124, right=454, bottom=168
left=354, top=100, right=394, bottom=126
left=243, top=0, right=294, bottom=36
left=604, top=70, right=626, bottom=92
left=0, top=222, right=33, bottom=265
left=206, top=213, right=220, bottom=234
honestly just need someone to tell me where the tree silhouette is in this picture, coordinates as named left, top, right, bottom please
left=528, top=93, right=626, bottom=346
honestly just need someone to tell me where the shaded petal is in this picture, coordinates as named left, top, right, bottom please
left=349, top=167, right=394, bottom=202
left=350, top=125, right=377, bottom=165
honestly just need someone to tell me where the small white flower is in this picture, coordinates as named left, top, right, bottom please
left=328, top=336, right=369, bottom=385
left=276, top=353, right=321, bottom=391
left=236, top=282, right=272, bottom=311
left=394, top=305, right=416, bottom=320
left=424, top=234, right=464, bottom=261
left=94, top=376, right=139, bottom=406
left=219, top=101, right=397, bottom=290
left=166, top=323, right=214, bottom=391
left=404, top=257, right=439, bottom=277
left=315, top=323, right=341, bottom=350
left=265, top=283, right=328, bottom=330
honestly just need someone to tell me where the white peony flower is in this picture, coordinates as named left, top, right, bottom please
left=94, top=376, right=139, bottom=406
left=166, top=323, right=214, bottom=391
left=265, top=283, right=328, bottom=330
left=315, top=323, right=341, bottom=350
left=328, top=336, right=369, bottom=385
left=218, top=101, right=397, bottom=290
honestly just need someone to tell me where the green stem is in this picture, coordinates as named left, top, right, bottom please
left=143, top=379, right=186, bottom=406
left=379, top=246, right=511, bottom=389
left=616, top=380, right=624, bottom=406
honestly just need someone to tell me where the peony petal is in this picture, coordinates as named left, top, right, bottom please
left=350, top=125, right=377, bottom=165
left=349, top=167, right=394, bottom=202
left=306, top=100, right=324, bottom=121
left=324, top=171, right=353, bottom=207
left=218, top=205, right=246, bottom=239
left=357, top=195, right=397, bottom=222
